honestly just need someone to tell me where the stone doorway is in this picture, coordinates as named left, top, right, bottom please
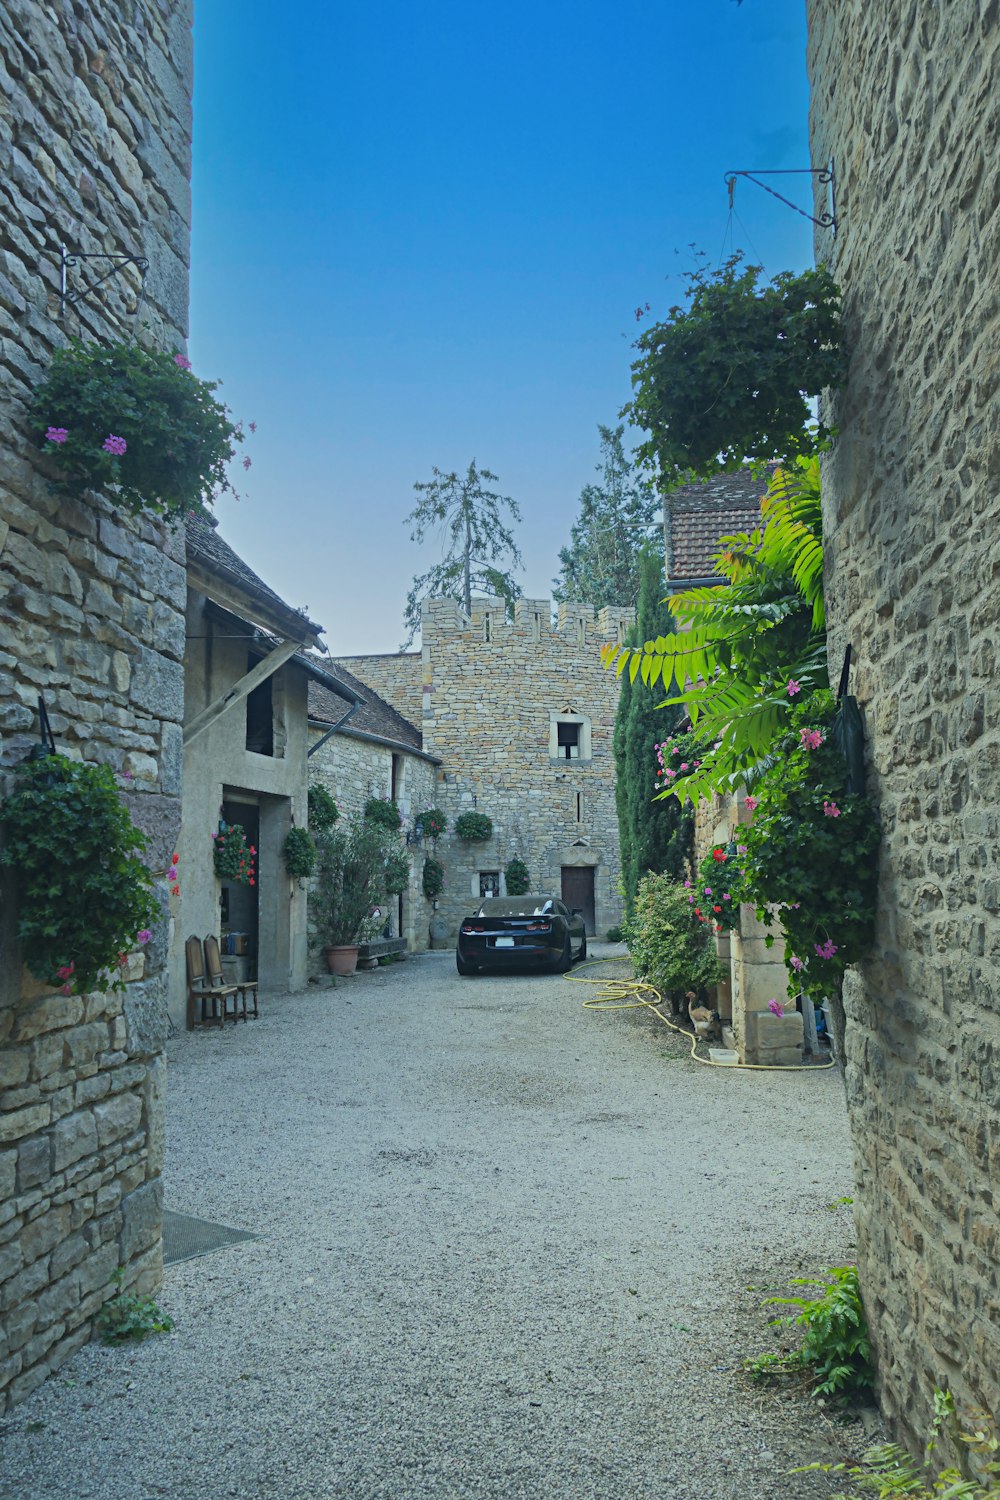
left=561, top=866, right=595, bottom=934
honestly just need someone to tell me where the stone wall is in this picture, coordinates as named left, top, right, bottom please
left=807, top=0, right=1000, bottom=1448
left=334, top=652, right=423, bottom=731
left=341, top=596, right=635, bottom=941
left=0, top=0, right=193, bottom=1408
left=306, top=726, right=438, bottom=954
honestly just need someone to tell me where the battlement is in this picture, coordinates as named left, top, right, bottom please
left=421, top=595, right=634, bottom=643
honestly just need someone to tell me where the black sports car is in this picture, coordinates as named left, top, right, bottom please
left=456, top=895, right=587, bottom=975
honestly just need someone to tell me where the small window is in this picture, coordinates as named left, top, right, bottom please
left=577, top=617, right=586, bottom=645
left=532, top=611, right=541, bottom=642
left=245, top=656, right=274, bottom=756
left=576, top=791, right=582, bottom=822
left=557, top=722, right=581, bottom=760
left=479, top=871, right=500, bottom=899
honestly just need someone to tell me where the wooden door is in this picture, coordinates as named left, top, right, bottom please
left=561, top=866, right=595, bottom=935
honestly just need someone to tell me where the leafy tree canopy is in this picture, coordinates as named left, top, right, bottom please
left=553, top=425, right=661, bottom=610
left=401, top=460, right=523, bottom=647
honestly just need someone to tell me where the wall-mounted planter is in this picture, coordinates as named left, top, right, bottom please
left=454, top=812, right=493, bottom=841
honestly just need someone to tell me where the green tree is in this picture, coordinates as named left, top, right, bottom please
left=553, top=425, right=661, bottom=610
left=401, top=460, right=523, bottom=647
left=613, top=550, right=693, bottom=913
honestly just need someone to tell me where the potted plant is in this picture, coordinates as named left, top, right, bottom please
left=504, top=855, right=530, bottom=895
left=312, top=817, right=405, bottom=975
left=454, top=811, right=493, bottom=841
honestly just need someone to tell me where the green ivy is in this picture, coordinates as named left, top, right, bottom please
left=95, top=1270, right=174, bottom=1345
left=625, top=255, right=846, bottom=482
left=737, top=694, right=880, bottom=1005
left=282, top=826, right=316, bottom=879
left=1, top=754, right=160, bottom=995
left=213, top=821, right=256, bottom=885
left=454, top=811, right=493, bottom=841
left=31, top=339, right=244, bottom=519
left=364, top=797, right=402, bottom=831
left=504, top=855, right=530, bottom=895
left=422, top=856, right=444, bottom=899
left=308, top=784, right=339, bottom=831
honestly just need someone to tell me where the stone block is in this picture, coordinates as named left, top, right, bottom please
left=21, top=1206, right=70, bottom=1267
left=63, top=1022, right=110, bottom=1069
left=119, top=790, right=181, bottom=874
left=0, top=1103, right=51, bottom=1145
left=50, top=1109, right=98, bottom=1172
left=50, top=1233, right=88, bottom=1281
left=76, top=1241, right=118, bottom=1298
left=742, top=1009, right=805, bottom=1067
left=16, top=1135, right=51, bottom=1191
left=123, top=985, right=167, bottom=1058
left=13, top=995, right=83, bottom=1041
left=0, top=1256, right=51, bottom=1312
left=30, top=1033, right=66, bottom=1082
left=0, top=1151, right=14, bottom=1201
left=93, top=1091, right=142, bottom=1149
left=0, top=1239, right=24, bottom=1284
left=0, top=1049, right=30, bottom=1089
left=4, top=1299, right=38, bottom=1352
left=130, top=646, right=183, bottom=722
left=120, top=1178, right=163, bottom=1262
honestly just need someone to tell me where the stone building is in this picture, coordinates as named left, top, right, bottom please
left=307, top=663, right=440, bottom=954
left=0, top=2, right=193, bottom=1408
left=337, top=595, right=635, bottom=944
left=807, top=0, right=1000, bottom=1451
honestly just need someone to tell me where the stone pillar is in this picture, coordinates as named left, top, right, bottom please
left=730, top=906, right=804, bottom=1066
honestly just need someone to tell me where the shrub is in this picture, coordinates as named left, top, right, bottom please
left=504, top=855, right=530, bottom=895
left=282, top=826, right=317, bottom=879
left=312, top=819, right=404, bottom=946
left=623, top=872, right=723, bottom=1000
left=1, top=753, right=160, bottom=995
left=605, top=924, right=625, bottom=943
left=422, top=856, right=444, bottom=899
left=308, top=784, right=339, bottom=831
left=364, top=796, right=402, bottom=831
left=746, top=1266, right=874, bottom=1399
left=31, top=339, right=244, bottom=519
left=454, top=811, right=493, bottom=841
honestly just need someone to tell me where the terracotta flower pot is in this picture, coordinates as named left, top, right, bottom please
left=324, top=945, right=359, bottom=976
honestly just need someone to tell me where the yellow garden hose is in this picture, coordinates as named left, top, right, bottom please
left=564, top=958, right=835, bottom=1071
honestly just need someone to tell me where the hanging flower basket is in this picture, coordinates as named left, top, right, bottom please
left=282, top=826, right=316, bottom=879
left=31, top=339, right=246, bottom=520
left=422, top=856, right=444, bottom=899
left=213, top=821, right=256, bottom=886
left=414, top=807, right=447, bottom=841
left=454, top=812, right=493, bottom=842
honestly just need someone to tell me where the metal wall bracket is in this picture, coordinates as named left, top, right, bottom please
left=59, top=243, right=149, bottom=318
left=724, top=160, right=837, bottom=235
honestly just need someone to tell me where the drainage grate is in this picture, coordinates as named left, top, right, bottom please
left=162, top=1208, right=260, bottom=1266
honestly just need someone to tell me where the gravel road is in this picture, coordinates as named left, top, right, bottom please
left=0, top=949, right=867, bottom=1500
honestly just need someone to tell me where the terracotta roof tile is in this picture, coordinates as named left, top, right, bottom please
left=667, top=470, right=771, bottom=585
left=307, top=659, right=424, bottom=754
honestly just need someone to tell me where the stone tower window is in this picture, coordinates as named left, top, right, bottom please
left=558, top=723, right=581, bottom=759
left=549, top=712, right=591, bottom=762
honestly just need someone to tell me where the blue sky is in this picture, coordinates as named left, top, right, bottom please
left=190, top=0, right=814, bottom=654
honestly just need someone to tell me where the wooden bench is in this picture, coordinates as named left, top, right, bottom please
left=355, top=938, right=407, bottom=971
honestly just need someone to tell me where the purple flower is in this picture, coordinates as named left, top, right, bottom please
left=102, top=434, right=127, bottom=456
left=174, top=353, right=192, bottom=370
left=768, top=999, right=785, bottom=1018
left=737, top=844, right=748, bottom=856
left=242, top=456, right=252, bottom=471
left=137, top=929, right=152, bottom=944
left=787, top=679, right=801, bottom=696
left=45, top=426, right=69, bottom=444
left=722, top=892, right=730, bottom=900
left=790, top=955, right=804, bottom=972
left=703, top=887, right=712, bottom=897
left=814, top=939, right=839, bottom=960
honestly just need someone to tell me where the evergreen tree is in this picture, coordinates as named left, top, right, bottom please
left=614, top=550, right=693, bottom=913
left=553, top=425, right=661, bottom=609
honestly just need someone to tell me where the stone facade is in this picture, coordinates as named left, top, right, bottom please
left=340, top=596, right=635, bottom=942
left=807, top=0, right=1000, bottom=1449
left=0, top=0, right=193, bottom=1408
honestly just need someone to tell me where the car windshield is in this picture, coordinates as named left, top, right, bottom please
left=476, top=897, right=555, bottom=917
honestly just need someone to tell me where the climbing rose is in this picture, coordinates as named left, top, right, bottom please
left=56, top=961, right=75, bottom=981
left=768, top=999, right=785, bottom=1018
left=744, top=796, right=758, bottom=812
left=799, top=728, right=823, bottom=750
left=102, top=434, right=127, bottom=456
left=45, top=426, right=69, bottom=444
left=137, top=929, right=152, bottom=944
left=712, top=849, right=727, bottom=862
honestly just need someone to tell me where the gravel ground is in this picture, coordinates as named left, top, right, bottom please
left=0, top=948, right=873, bottom=1500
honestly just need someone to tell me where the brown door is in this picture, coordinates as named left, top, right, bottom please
left=561, top=866, right=595, bottom=935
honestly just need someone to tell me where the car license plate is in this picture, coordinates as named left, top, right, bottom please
left=494, top=937, right=515, bottom=947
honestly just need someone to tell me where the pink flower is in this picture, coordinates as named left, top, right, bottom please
left=174, top=353, right=192, bottom=369
left=814, top=939, right=839, bottom=960
left=137, top=929, right=152, bottom=944
left=56, top=961, right=75, bottom=981
left=703, top=887, right=712, bottom=897
left=722, top=892, right=730, bottom=900
left=737, top=844, right=748, bottom=856
left=679, top=762, right=689, bottom=771
left=744, top=796, right=758, bottom=812
left=688, top=896, right=694, bottom=904
left=790, top=955, right=804, bottom=972
left=768, top=999, right=785, bottom=1018
left=242, top=456, right=252, bottom=471
left=800, top=728, right=823, bottom=750
left=823, top=800, right=841, bottom=818
left=684, top=880, right=691, bottom=888
left=787, top=679, right=801, bottom=696
left=102, top=434, right=127, bottom=456
left=171, top=883, right=181, bottom=897
left=60, top=983, right=73, bottom=995
left=45, top=426, right=69, bottom=444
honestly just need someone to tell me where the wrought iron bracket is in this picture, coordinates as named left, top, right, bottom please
left=724, top=161, right=837, bottom=235
left=59, top=243, right=149, bottom=317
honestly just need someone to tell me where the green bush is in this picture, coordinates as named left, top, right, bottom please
left=623, top=871, right=723, bottom=999
left=605, top=924, right=625, bottom=943
left=308, top=784, right=339, bottom=831
left=312, top=819, right=404, bottom=946
left=364, top=797, right=402, bottom=831
left=422, top=856, right=444, bottom=899
left=746, top=1266, right=873, bottom=1399
left=282, top=826, right=317, bottom=879
left=32, top=339, right=243, bottom=519
left=455, top=811, right=493, bottom=841
left=504, top=855, right=530, bottom=895
left=1, top=754, right=160, bottom=994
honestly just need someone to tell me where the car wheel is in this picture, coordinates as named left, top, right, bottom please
left=456, top=954, right=478, bottom=976
left=578, top=934, right=587, bottom=963
left=556, top=934, right=573, bottom=972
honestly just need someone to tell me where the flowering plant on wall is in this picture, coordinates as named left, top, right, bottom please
left=454, top=811, right=493, bottom=842
left=691, top=842, right=745, bottom=933
left=213, top=821, right=256, bottom=886
left=736, top=693, right=880, bottom=1005
left=1, top=754, right=160, bottom=994
left=282, top=826, right=317, bottom=880
left=414, top=807, right=447, bottom=841
left=31, top=339, right=248, bottom=520
left=422, top=856, right=444, bottom=899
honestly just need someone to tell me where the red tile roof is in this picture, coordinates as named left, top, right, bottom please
left=667, top=470, right=771, bottom=586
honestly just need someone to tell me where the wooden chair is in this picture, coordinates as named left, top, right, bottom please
left=185, top=935, right=240, bottom=1029
left=204, top=933, right=259, bottom=1021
